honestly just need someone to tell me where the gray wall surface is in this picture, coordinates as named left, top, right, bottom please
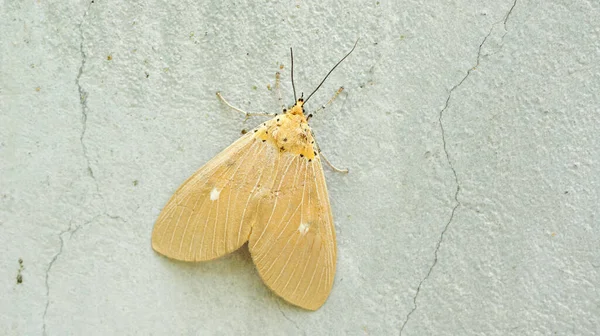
left=2, top=0, right=599, bottom=335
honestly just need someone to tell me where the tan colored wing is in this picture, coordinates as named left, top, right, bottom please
left=152, top=133, right=281, bottom=261
left=249, top=155, right=336, bottom=310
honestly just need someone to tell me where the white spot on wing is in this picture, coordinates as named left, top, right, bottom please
left=298, top=222, right=309, bottom=235
left=210, top=187, right=220, bottom=201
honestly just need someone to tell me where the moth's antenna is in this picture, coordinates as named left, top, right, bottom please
left=291, top=47, right=297, bottom=102
left=304, top=39, right=359, bottom=104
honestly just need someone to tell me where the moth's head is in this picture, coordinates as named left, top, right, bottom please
left=287, top=98, right=305, bottom=117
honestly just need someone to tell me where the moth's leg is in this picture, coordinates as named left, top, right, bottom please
left=306, top=87, right=344, bottom=121
left=275, top=72, right=286, bottom=112
left=320, top=151, right=349, bottom=174
left=311, top=130, right=349, bottom=174
left=216, top=92, right=276, bottom=120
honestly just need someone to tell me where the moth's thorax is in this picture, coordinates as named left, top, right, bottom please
left=253, top=100, right=317, bottom=160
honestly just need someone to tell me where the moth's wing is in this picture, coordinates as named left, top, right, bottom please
left=152, top=134, right=279, bottom=261
left=249, top=156, right=336, bottom=310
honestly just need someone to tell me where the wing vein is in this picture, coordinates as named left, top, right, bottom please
left=250, top=154, right=297, bottom=249
left=224, top=141, right=266, bottom=251
left=186, top=140, right=258, bottom=260
left=253, top=157, right=302, bottom=259
left=311, top=162, right=335, bottom=269
left=259, top=160, right=309, bottom=271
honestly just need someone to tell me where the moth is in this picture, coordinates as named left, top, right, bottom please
left=151, top=42, right=356, bottom=310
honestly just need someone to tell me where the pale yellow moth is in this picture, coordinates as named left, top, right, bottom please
left=151, top=42, right=357, bottom=310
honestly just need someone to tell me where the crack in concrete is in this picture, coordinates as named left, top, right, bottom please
left=277, top=303, right=302, bottom=334
left=43, top=5, right=102, bottom=334
left=76, top=1, right=111, bottom=213
left=42, top=213, right=125, bottom=335
left=504, top=0, right=518, bottom=27
left=494, top=0, right=519, bottom=56
left=77, top=3, right=96, bottom=188
left=399, top=1, right=518, bottom=334
left=42, top=225, right=68, bottom=336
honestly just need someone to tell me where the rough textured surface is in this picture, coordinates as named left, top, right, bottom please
left=1, top=0, right=599, bottom=335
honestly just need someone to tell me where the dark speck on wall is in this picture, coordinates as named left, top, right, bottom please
left=16, top=258, right=24, bottom=284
